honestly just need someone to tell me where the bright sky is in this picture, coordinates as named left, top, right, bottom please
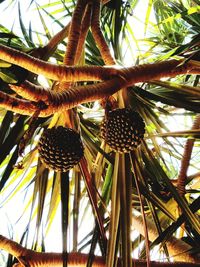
left=0, top=0, right=156, bottom=63
left=1, top=0, right=68, bottom=46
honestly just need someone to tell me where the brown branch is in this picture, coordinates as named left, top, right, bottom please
left=0, top=44, right=200, bottom=83
left=75, top=3, right=93, bottom=64
left=9, top=59, right=200, bottom=97
left=0, top=44, right=118, bottom=82
left=43, top=23, right=70, bottom=57
left=9, top=82, right=49, bottom=102
left=177, top=115, right=200, bottom=196
left=120, top=60, right=200, bottom=86
left=9, top=60, right=200, bottom=103
left=101, top=0, right=110, bottom=4
left=59, top=0, right=89, bottom=92
left=0, top=235, right=200, bottom=267
left=8, top=78, right=125, bottom=116
left=91, top=0, right=116, bottom=65
left=132, top=212, right=199, bottom=263
left=0, top=91, right=39, bottom=115
left=2, top=59, right=200, bottom=116
left=63, top=0, right=87, bottom=66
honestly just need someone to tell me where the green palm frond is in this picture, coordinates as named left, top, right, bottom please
left=0, top=1, right=200, bottom=266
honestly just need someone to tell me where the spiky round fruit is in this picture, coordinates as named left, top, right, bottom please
left=101, top=108, right=145, bottom=153
left=38, top=126, right=84, bottom=172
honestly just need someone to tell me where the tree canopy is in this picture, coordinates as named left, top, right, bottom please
left=0, top=1, right=200, bottom=267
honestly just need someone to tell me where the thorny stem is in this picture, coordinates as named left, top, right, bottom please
left=0, top=235, right=200, bottom=267
left=177, top=114, right=200, bottom=196
left=79, top=157, right=107, bottom=246
left=130, top=153, right=151, bottom=267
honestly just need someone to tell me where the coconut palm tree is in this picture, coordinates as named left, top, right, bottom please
left=0, top=0, right=200, bottom=267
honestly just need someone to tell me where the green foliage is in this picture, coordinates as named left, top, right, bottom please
left=0, top=0, right=199, bottom=266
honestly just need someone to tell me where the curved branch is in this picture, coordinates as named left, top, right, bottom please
left=9, top=82, right=49, bottom=102
left=120, top=60, right=200, bottom=86
left=7, top=77, right=126, bottom=116
left=0, top=91, right=39, bottom=115
left=75, top=3, right=93, bottom=64
left=2, top=58, right=200, bottom=117
left=0, top=52, right=199, bottom=117
left=132, top=212, right=199, bottom=263
left=1, top=44, right=199, bottom=84
left=63, top=0, right=87, bottom=66
left=177, top=115, right=200, bottom=196
left=43, top=23, right=70, bottom=57
left=91, top=0, right=116, bottom=65
left=0, top=235, right=200, bottom=267
left=59, top=0, right=89, bottom=92
left=0, top=44, right=118, bottom=82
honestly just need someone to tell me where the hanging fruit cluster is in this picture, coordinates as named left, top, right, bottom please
left=101, top=108, right=145, bottom=153
left=38, top=126, right=84, bottom=172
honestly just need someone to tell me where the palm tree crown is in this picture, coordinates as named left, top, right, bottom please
left=0, top=1, right=200, bottom=267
